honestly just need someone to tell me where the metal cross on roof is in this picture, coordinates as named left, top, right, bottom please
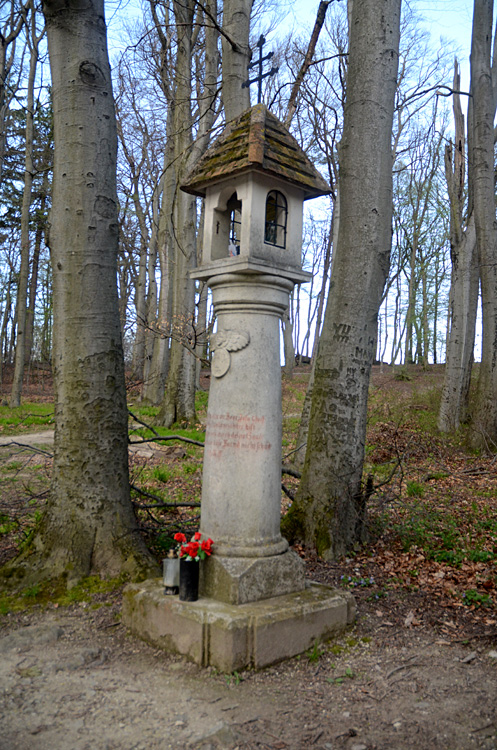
left=242, top=35, right=279, bottom=105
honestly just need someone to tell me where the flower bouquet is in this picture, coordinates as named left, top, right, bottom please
left=174, top=532, right=214, bottom=561
left=174, top=532, right=214, bottom=601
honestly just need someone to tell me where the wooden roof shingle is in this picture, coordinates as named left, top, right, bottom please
left=181, top=104, right=331, bottom=200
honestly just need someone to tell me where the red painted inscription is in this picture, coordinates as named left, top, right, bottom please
left=207, top=413, right=271, bottom=458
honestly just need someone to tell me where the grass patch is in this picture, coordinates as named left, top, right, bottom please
left=0, top=513, right=18, bottom=536
left=0, top=403, right=54, bottom=435
left=462, top=589, right=493, bottom=608
left=406, top=480, right=425, bottom=498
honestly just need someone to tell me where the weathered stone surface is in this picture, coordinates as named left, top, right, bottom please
left=123, top=579, right=355, bottom=672
left=200, top=549, right=305, bottom=604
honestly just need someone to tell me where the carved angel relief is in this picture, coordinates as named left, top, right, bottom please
left=210, top=329, right=250, bottom=378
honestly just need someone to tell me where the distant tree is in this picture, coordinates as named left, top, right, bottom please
left=0, top=0, right=30, bottom=182
left=438, top=61, right=478, bottom=433
left=468, top=0, right=497, bottom=450
left=282, top=0, right=401, bottom=558
left=9, top=2, right=44, bottom=406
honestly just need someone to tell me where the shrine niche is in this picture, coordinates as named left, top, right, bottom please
left=181, top=103, right=330, bottom=277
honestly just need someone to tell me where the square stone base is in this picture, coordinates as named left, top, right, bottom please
left=200, top=550, right=306, bottom=604
left=122, top=579, right=356, bottom=672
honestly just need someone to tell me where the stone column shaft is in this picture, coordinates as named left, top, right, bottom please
left=198, top=271, right=306, bottom=604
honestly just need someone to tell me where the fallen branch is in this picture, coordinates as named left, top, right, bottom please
left=282, top=465, right=301, bottom=479
left=282, top=483, right=295, bottom=501
left=130, top=483, right=200, bottom=507
left=0, top=442, right=52, bottom=458
left=128, top=410, right=160, bottom=437
left=130, top=435, right=205, bottom=447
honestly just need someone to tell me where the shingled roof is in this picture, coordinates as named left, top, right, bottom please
left=181, top=104, right=331, bottom=200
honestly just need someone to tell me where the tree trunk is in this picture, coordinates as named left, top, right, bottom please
left=221, top=0, right=252, bottom=120
left=469, top=0, right=497, bottom=450
left=284, top=0, right=333, bottom=127
left=0, top=0, right=28, bottom=183
left=438, top=216, right=478, bottom=430
left=155, top=0, right=197, bottom=426
left=4, top=0, right=158, bottom=585
left=9, top=9, right=41, bottom=406
left=438, top=61, right=479, bottom=432
left=282, top=0, right=401, bottom=558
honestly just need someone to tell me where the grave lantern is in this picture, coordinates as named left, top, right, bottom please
left=181, top=104, right=331, bottom=607
left=122, top=105, right=355, bottom=673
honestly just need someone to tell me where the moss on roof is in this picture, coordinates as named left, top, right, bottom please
left=181, top=104, right=331, bottom=200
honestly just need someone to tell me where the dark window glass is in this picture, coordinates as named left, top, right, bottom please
left=265, top=190, right=287, bottom=248
left=227, top=193, right=242, bottom=255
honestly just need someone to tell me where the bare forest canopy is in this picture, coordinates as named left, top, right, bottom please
left=0, top=0, right=474, bottom=385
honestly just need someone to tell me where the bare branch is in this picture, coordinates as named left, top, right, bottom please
left=284, top=0, right=333, bottom=128
left=131, top=484, right=200, bottom=508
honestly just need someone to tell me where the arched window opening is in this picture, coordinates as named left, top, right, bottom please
left=265, top=190, right=287, bottom=249
left=227, top=192, right=242, bottom=255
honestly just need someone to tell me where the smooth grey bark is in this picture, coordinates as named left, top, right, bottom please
left=469, top=0, right=497, bottom=449
left=156, top=0, right=198, bottom=427
left=9, top=7, right=43, bottom=407
left=0, top=0, right=29, bottom=182
left=146, top=0, right=218, bottom=417
left=4, top=0, right=157, bottom=585
left=25, top=164, right=51, bottom=366
left=221, top=0, right=252, bottom=120
left=439, top=62, right=479, bottom=432
left=282, top=0, right=401, bottom=559
left=141, top=159, right=170, bottom=405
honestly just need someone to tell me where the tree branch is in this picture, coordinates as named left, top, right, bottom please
left=284, top=0, right=334, bottom=127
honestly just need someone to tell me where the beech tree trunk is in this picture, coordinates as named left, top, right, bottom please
left=156, top=0, right=197, bottom=427
left=9, top=9, right=42, bottom=406
left=4, top=0, right=157, bottom=585
left=438, top=62, right=479, bottom=432
left=282, top=0, right=401, bottom=558
left=221, top=0, right=252, bottom=120
left=0, top=0, right=29, bottom=182
left=469, top=0, right=497, bottom=449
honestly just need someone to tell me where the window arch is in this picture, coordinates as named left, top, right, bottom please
left=265, top=190, right=288, bottom=249
left=227, top=192, right=242, bottom=255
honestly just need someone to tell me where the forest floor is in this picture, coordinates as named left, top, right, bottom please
left=0, top=363, right=497, bottom=749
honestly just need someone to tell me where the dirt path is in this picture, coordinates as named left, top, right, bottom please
left=1, top=594, right=497, bottom=750
left=0, top=431, right=165, bottom=460
left=0, top=431, right=54, bottom=448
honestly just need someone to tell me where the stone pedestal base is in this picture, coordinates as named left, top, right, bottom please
left=200, top=550, right=305, bottom=605
left=122, top=579, right=356, bottom=672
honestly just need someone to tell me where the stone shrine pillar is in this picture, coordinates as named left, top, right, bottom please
left=182, top=104, right=332, bottom=605
left=197, top=269, right=305, bottom=604
left=122, top=105, right=355, bottom=672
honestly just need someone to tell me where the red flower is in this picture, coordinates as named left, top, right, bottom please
left=193, top=532, right=202, bottom=541
left=174, top=532, right=186, bottom=543
left=184, top=541, right=200, bottom=559
left=201, top=539, right=213, bottom=556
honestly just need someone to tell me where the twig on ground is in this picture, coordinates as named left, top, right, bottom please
left=130, top=483, right=200, bottom=507
left=128, top=410, right=160, bottom=437
left=130, top=435, right=205, bottom=447
left=0, top=442, right=52, bottom=458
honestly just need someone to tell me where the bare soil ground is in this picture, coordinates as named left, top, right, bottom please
left=1, top=364, right=497, bottom=749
